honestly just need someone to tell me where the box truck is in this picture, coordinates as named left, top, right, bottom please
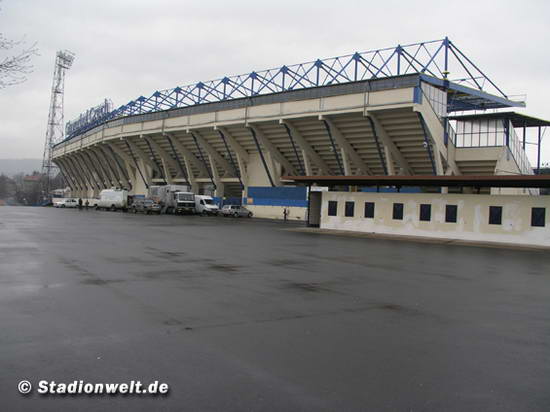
left=149, top=185, right=195, bottom=214
left=97, top=188, right=129, bottom=211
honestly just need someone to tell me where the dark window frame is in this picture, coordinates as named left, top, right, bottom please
left=344, top=201, right=355, bottom=217
left=327, top=200, right=338, bottom=217
left=392, top=203, right=404, bottom=220
left=364, top=202, right=375, bottom=218
left=445, top=204, right=458, bottom=223
left=419, top=204, right=431, bottom=222
left=531, top=207, right=546, bottom=227
left=489, top=206, right=502, bottom=225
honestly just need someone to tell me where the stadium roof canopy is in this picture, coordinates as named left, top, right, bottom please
left=62, top=37, right=526, bottom=142
left=448, top=112, right=550, bottom=128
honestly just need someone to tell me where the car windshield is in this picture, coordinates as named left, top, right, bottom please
left=204, top=199, right=214, bottom=205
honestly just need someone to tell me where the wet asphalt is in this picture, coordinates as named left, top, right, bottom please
left=0, top=206, right=549, bottom=411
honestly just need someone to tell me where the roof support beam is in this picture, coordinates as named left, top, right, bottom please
left=208, top=154, right=223, bottom=196
left=127, top=137, right=162, bottom=176
left=56, top=158, right=80, bottom=191
left=163, top=133, right=207, bottom=179
left=65, top=155, right=92, bottom=191
left=279, top=120, right=330, bottom=175
left=190, top=130, right=233, bottom=177
left=301, top=150, right=312, bottom=175
left=99, top=144, right=132, bottom=189
left=191, top=132, right=217, bottom=190
left=78, top=151, right=104, bottom=187
left=215, top=127, right=249, bottom=163
left=74, top=152, right=104, bottom=189
left=247, top=124, right=298, bottom=176
left=384, top=146, right=395, bottom=175
left=104, top=142, right=137, bottom=188
left=366, top=116, right=389, bottom=175
left=365, top=113, right=413, bottom=175
left=248, top=126, right=275, bottom=187
left=94, top=146, right=121, bottom=184
left=81, top=151, right=108, bottom=189
left=163, top=133, right=194, bottom=188
left=320, top=116, right=372, bottom=175
left=58, top=161, right=78, bottom=191
left=124, top=140, right=151, bottom=189
left=215, top=127, right=249, bottom=187
left=142, top=135, right=168, bottom=183
left=215, top=128, right=245, bottom=189
left=56, top=161, right=78, bottom=192
left=142, top=135, right=181, bottom=183
left=282, top=123, right=305, bottom=175
left=417, top=113, right=439, bottom=175
left=90, top=147, right=118, bottom=186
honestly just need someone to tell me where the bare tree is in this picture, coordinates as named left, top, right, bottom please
left=0, top=3, right=38, bottom=89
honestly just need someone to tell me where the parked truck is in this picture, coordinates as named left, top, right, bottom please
left=194, top=195, right=219, bottom=215
left=149, top=185, right=195, bottom=214
left=97, top=188, right=129, bottom=211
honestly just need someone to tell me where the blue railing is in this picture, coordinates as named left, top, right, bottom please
left=62, top=37, right=510, bottom=143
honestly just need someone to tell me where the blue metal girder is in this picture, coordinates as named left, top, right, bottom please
left=62, top=37, right=522, bottom=142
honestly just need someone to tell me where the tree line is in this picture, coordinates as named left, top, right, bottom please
left=0, top=172, right=65, bottom=205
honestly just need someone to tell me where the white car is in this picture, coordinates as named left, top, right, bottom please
left=220, top=205, right=253, bottom=218
left=55, top=198, right=78, bottom=208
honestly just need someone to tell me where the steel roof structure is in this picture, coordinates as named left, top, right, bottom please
left=448, top=112, right=550, bottom=128
left=63, top=37, right=525, bottom=143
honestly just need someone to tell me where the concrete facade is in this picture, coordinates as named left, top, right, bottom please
left=52, top=75, right=530, bottom=219
left=320, top=191, right=550, bottom=247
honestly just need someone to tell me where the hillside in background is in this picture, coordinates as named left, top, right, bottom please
left=0, top=159, right=43, bottom=177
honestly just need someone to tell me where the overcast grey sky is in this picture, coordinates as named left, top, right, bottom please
left=1, top=0, right=549, bottom=164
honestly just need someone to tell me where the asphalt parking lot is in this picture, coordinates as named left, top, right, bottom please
left=1, top=206, right=549, bottom=411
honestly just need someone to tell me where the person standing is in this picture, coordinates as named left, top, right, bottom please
left=85, top=199, right=89, bottom=211
left=78, top=198, right=83, bottom=211
left=283, top=207, right=289, bottom=222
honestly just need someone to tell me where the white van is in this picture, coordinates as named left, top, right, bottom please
left=194, top=195, right=219, bottom=215
left=97, top=189, right=129, bottom=211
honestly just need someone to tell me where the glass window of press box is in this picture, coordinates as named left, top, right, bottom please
left=453, top=119, right=506, bottom=147
left=421, top=83, right=447, bottom=118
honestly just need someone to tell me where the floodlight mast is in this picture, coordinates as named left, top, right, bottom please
left=41, top=50, right=75, bottom=197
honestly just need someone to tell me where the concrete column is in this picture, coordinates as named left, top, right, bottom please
left=208, top=155, right=224, bottom=197
left=67, top=154, right=98, bottom=196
